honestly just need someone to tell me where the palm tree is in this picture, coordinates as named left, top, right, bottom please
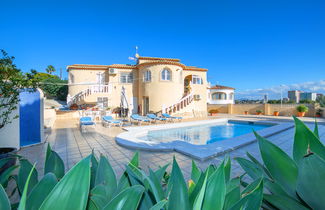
left=46, top=65, right=56, bottom=75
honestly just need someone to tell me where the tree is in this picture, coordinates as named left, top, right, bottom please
left=317, top=95, right=325, bottom=107
left=0, top=50, right=38, bottom=129
left=39, top=76, right=68, bottom=100
left=46, top=65, right=56, bottom=75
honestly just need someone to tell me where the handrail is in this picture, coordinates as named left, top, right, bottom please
left=67, top=85, right=110, bottom=106
left=158, top=92, right=194, bottom=115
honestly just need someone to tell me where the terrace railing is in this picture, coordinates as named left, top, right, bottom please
left=67, top=85, right=110, bottom=107
left=158, top=92, right=194, bottom=115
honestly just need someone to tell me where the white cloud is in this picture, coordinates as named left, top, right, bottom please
left=236, top=80, right=325, bottom=99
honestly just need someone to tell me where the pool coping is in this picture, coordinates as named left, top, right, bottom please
left=115, top=118, right=294, bottom=161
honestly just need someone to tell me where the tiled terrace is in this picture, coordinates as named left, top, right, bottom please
left=19, top=116, right=325, bottom=180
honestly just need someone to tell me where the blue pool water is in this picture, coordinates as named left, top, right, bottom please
left=139, top=122, right=271, bottom=145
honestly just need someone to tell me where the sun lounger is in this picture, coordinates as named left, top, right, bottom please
left=147, top=113, right=167, bottom=122
left=102, top=116, right=123, bottom=127
left=79, top=117, right=95, bottom=131
left=131, top=114, right=152, bottom=125
left=162, top=113, right=183, bottom=121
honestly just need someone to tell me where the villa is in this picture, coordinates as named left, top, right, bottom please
left=67, top=55, right=208, bottom=117
left=207, top=84, right=235, bottom=105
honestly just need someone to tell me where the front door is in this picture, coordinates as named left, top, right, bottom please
left=143, top=97, right=149, bottom=115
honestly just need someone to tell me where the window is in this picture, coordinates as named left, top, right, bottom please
left=143, top=70, right=151, bottom=82
left=229, top=93, right=234, bottom=100
left=212, top=92, right=227, bottom=100
left=120, top=72, right=133, bottom=83
left=192, top=75, right=203, bottom=84
left=97, top=97, right=108, bottom=109
left=161, top=68, right=171, bottom=81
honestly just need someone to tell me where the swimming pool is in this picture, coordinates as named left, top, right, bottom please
left=139, top=121, right=270, bottom=145
left=116, top=119, right=293, bottom=160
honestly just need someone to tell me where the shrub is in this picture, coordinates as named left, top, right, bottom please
left=0, top=145, right=263, bottom=209
left=209, top=109, right=218, bottom=114
left=1, top=118, right=324, bottom=209
left=256, top=110, right=262, bottom=114
left=296, top=105, right=309, bottom=113
left=317, top=95, right=325, bottom=107
left=0, top=50, right=39, bottom=129
left=316, top=109, right=323, bottom=116
left=236, top=117, right=325, bottom=209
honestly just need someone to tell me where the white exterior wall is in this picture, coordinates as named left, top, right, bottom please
left=0, top=89, right=45, bottom=149
left=207, top=89, right=234, bottom=104
left=0, top=106, right=20, bottom=149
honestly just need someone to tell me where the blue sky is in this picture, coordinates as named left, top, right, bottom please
left=1, top=0, right=325, bottom=99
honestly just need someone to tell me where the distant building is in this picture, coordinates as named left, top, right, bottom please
left=283, top=97, right=290, bottom=102
left=300, top=92, right=317, bottom=101
left=207, top=85, right=235, bottom=104
left=288, top=90, right=318, bottom=103
left=263, top=94, right=268, bottom=104
left=288, top=90, right=301, bottom=103
left=317, top=93, right=324, bottom=98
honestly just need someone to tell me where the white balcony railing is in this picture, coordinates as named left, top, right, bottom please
left=67, top=85, right=111, bottom=106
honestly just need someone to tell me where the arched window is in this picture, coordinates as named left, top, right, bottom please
left=212, top=92, right=227, bottom=100
left=161, top=68, right=171, bottom=81
left=143, top=70, right=151, bottom=82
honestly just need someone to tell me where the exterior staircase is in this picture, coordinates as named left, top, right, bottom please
left=67, top=85, right=110, bottom=107
left=159, top=93, right=195, bottom=117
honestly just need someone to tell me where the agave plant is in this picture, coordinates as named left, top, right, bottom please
left=236, top=117, right=325, bottom=210
left=0, top=142, right=265, bottom=209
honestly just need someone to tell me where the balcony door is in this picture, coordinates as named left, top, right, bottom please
left=96, top=73, right=105, bottom=91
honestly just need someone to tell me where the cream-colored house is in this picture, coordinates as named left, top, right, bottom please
left=67, top=56, right=208, bottom=116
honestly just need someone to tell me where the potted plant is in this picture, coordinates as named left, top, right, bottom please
left=296, top=105, right=309, bottom=117
left=256, top=110, right=263, bottom=115
left=209, top=109, right=218, bottom=116
left=0, top=50, right=39, bottom=174
left=70, top=103, right=78, bottom=110
left=316, top=109, right=323, bottom=118
left=273, top=111, right=280, bottom=116
left=244, top=111, right=248, bottom=115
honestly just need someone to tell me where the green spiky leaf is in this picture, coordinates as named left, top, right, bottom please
left=202, top=162, right=226, bottom=210
left=18, top=159, right=38, bottom=195
left=39, top=156, right=91, bottom=210
left=293, top=116, right=325, bottom=164
left=255, top=131, right=298, bottom=197
left=95, top=155, right=117, bottom=200
left=26, top=173, right=58, bottom=210
left=44, top=150, right=65, bottom=179
left=0, top=184, right=10, bottom=210
left=296, top=153, right=325, bottom=209
left=191, top=160, right=201, bottom=184
left=167, top=157, right=190, bottom=210
left=264, top=194, right=309, bottom=210
left=18, top=164, right=36, bottom=210
left=102, top=185, right=144, bottom=210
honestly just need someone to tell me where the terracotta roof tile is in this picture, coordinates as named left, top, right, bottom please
left=183, top=66, right=208, bottom=71
left=67, top=56, right=207, bottom=71
left=67, top=64, right=136, bottom=70
left=137, top=60, right=186, bottom=68
left=138, top=56, right=180, bottom=62
left=208, top=85, right=235, bottom=90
